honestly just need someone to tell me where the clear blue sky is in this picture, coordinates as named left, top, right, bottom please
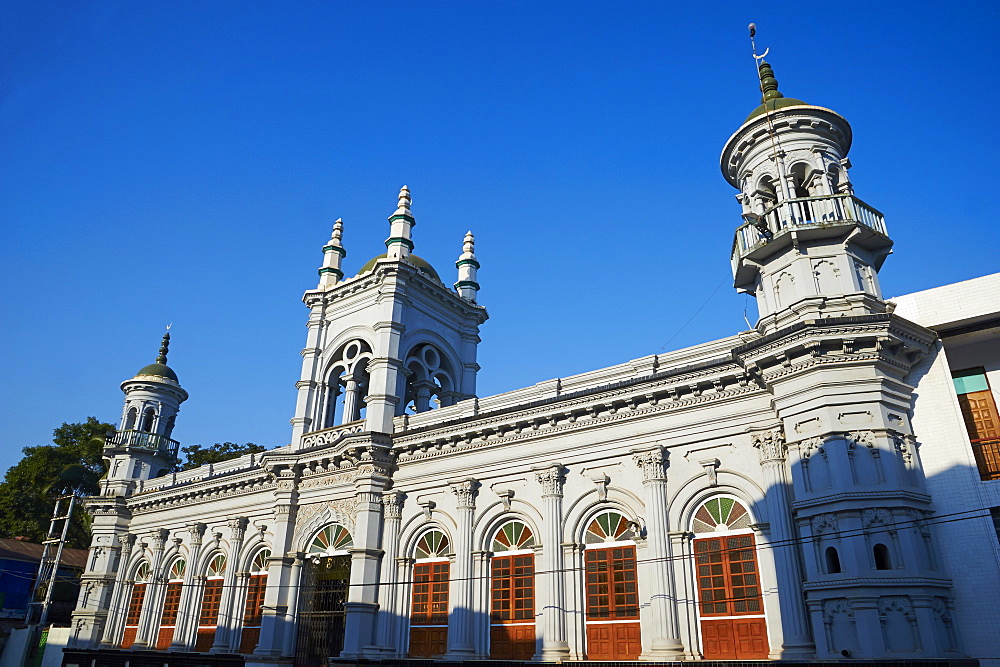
left=2, top=1, right=998, bottom=473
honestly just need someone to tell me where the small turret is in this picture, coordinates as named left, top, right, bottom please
left=385, top=185, right=414, bottom=259
left=318, top=218, right=347, bottom=288
left=102, top=332, right=188, bottom=496
left=454, top=231, right=480, bottom=302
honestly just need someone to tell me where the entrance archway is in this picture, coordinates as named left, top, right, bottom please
left=295, top=525, right=353, bottom=667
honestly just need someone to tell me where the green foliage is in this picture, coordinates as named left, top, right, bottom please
left=0, top=418, right=114, bottom=549
left=176, top=442, right=266, bottom=471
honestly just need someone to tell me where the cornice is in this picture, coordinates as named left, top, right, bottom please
left=791, top=490, right=931, bottom=511
left=802, top=576, right=953, bottom=591
left=129, top=473, right=275, bottom=514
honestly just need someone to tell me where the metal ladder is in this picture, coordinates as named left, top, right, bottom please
left=25, top=493, right=77, bottom=628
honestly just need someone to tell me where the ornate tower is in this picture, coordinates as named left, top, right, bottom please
left=724, top=55, right=960, bottom=659
left=722, top=60, right=893, bottom=333
left=101, top=332, right=187, bottom=496
left=291, top=187, right=489, bottom=445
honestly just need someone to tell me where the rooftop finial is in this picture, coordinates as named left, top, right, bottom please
left=463, top=230, right=475, bottom=254
left=156, top=330, right=171, bottom=365
left=747, top=23, right=782, bottom=103
left=397, top=185, right=412, bottom=214
left=331, top=218, right=343, bottom=243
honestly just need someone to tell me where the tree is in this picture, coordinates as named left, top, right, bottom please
left=0, top=418, right=114, bottom=549
left=176, top=442, right=266, bottom=471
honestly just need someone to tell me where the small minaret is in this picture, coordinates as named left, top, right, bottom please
left=454, top=231, right=480, bottom=302
left=385, top=185, right=414, bottom=259
left=102, top=332, right=188, bottom=496
left=318, top=218, right=347, bottom=288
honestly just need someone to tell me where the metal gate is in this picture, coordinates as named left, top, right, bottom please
left=295, top=555, right=350, bottom=667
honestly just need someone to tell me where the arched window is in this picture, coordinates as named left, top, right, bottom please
left=121, top=561, right=150, bottom=648
left=240, top=549, right=271, bottom=654
left=874, top=543, right=892, bottom=570
left=308, top=524, right=354, bottom=555
left=825, top=547, right=842, bottom=574
left=583, top=511, right=640, bottom=660
left=124, top=407, right=138, bottom=431
left=322, top=340, right=372, bottom=427
left=410, top=530, right=451, bottom=658
left=195, top=554, right=227, bottom=651
left=403, top=344, right=457, bottom=414
left=140, top=407, right=156, bottom=433
left=156, top=558, right=186, bottom=649
left=490, top=522, right=535, bottom=659
left=691, top=497, right=769, bottom=660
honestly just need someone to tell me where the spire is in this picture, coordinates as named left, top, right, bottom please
left=757, top=61, right=783, bottom=103
left=455, top=230, right=480, bottom=302
left=318, top=218, right=347, bottom=288
left=156, top=331, right=170, bottom=364
left=385, top=185, right=415, bottom=260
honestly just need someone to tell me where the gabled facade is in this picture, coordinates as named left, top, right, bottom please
left=65, top=56, right=998, bottom=666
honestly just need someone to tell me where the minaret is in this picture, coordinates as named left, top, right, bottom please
left=318, top=218, right=346, bottom=288
left=385, top=185, right=414, bottom=260
left=454, top=231, right=480, bottom=302
left=101, top=332, right=188, bottom=496
left=722, top=57, right=893, bottom=333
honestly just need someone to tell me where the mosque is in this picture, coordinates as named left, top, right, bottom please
left=63, top=55, right=1000, bottom=666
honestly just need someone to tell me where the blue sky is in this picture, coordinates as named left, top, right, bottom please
left=2, top=1, right=998, bottom=473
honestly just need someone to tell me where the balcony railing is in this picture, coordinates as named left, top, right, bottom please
left=105, top=430, right=180, bottom=459
left=972, top=438, right=1000, bottom=481
left=731, top=194, right=887, bottom=270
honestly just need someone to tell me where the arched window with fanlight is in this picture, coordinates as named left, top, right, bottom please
left=156, top=558, right=186, bottom=649
left=582, top=510, right=641, bottom=660
left=121, top=561, right=150, bottom=648
left=409, top=530, right=451, bottom=658
left=489, top=521, right=536, bottom=659
left=239, top=548, right=270, bottom=654
left=296, top=525, right=353, bottom=666
left=195, top=554, right=227, bottom=651
left=691, top=497, right=768, bottom=660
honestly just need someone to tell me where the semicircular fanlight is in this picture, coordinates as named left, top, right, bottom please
left=250, top=549, right=271, bottom=573
left=415, top=530, right=451, bottom=559
left=207, top=554, right=226, bottom=577
left=692, top=497, right=752, bottom=534
left=168, top=558, right=186, bottom=580
left=308, top=524, right=353, bottom=554
left=134, top=561, right=151, bottom=583
left=584, top=511, right=636, bottom=544
left=492, top=521, right=535, bottom=552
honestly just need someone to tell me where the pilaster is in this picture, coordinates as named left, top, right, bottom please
left=210, top=517, right=248, bottom=653
left=533, top=464, right=571, bottom=661
left=444, top=478, right=478, bottom=658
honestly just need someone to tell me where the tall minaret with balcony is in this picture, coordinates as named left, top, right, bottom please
left=101, top=332, right=187, bottom=496
left=722, top=59, right=893, bottom=333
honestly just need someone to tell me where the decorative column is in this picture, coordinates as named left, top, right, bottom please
left=133, top=529, right=169, bottom=648
left=254, top=464, right=300, bottom=657
left=632, top=447, right=684, bottom=659
left=210, top=517, right=248, bottom=653
left=372, top=491, right=404, bottom=655
left=471, top=550, right=490, bottom=658
left=445, top=478, right=478, bottom=658
left=534, top=464, right=570, bottom=661
left=670, top=531, right=702, bottom=660
left=342, top=444, right=394, bottom=657
left=753, top=428, right=815, bottom=657
left=561, top=543, right=585, bottom=660
left=99, top=534, right=136, bottom=647
left=170, top=523, right=207, bottom=650
left=342, top=378, right=362, bottom=423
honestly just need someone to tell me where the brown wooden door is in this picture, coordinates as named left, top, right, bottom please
left=155, top=582, right=183, bottom=649
left=239, top=574, right=267, bottom=653
left=489, top=554, right=535, bottom=659
left=409, top=561, right=449, bottom=657
left=194, top=578, right=223, bottom=651
left=695, top=535, right=769, bottom=660
left=120, top=583, right=145, bottom=648
left=584, top=545, right=641, bottom=660
left=958, top=389, right=1000, bottom=479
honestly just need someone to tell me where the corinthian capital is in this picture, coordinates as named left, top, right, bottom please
left=228, top=517, right=249, bottom=541
left=534, top=465, right=566, bottom=497
left=450, top=479, right=479, bottom=508
left=751, top=427, right=786, bottom=463
left=382, top=491, right=404, bottom=520
left=631, top=447, right=668, bottom=482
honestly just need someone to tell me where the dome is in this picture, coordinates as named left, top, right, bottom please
left=744, top=97, right=812, bottom=122
left=357, top=253, right=442, bottom=283
left=135, top=362, right=179, bottom=383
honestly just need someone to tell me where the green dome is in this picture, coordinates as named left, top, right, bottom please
left=135, top=363, right=178, bottom=382
left=357, top=253, right=441, bottom=283
left=744, top=97, right=811, bottom=122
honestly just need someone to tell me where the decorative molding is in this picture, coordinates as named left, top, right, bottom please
left=632, top=447, right=667, bottom=482
left=811, top=513, right=839, bottom=535
left=382, top=491, right=404, bottom=520
left=450, top=479, right=478, bottom=508
left=861, top=507, right=893, bottom=529
left=752, top=427, right=786, bottom=463
left=848, top=430, right=877, bottom=449
left=534, top=465, right=566, bottom=497
left=699, top=458, right=720, bottom=487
